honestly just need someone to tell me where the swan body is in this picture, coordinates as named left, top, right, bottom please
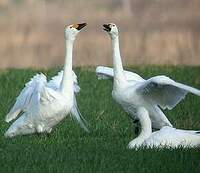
left=5, top=23, right=88, bottom=138
left=101, top=23, right=200, bottom=131
left=128, top=107, right=200, bottom=148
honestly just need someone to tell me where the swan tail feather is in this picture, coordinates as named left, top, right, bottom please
left=70, top=96, right=89, bottom=132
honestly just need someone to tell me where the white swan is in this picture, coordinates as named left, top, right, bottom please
left=128, top=107, right=200, bottom=148
left=5, top=23, right=88, bottom=138
left=101, top=23, right=200, bottom=131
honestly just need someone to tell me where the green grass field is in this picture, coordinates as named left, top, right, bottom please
left=0, top=66, right=200, bottom=173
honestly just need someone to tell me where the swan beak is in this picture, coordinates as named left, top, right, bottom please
left=103, top=24, right=111, bottom=32
left=75, top=23, right=87, bottom=30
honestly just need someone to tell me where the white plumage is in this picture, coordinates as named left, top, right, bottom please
left=5, top=23, right=88, bottom=138
left=97, top=67, right=200, bottom=111
left=128, top=107, right=200, bottom=148
left=100, top=23, right=200, bottom=148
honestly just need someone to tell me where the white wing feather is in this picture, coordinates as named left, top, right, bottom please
left=96, top=66, right=144, bottom=82
left=5, top=74, right=47, bottom=122
left=145, top=126, right=200, bottom=148
left=137, top=75, right=200, bottom=110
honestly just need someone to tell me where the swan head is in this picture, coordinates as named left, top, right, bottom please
left=103, top=23, right=118, bottom=39
left=65, top=23, right=87, bottom=41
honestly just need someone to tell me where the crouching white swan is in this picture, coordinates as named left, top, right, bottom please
left=5, top=23, right=88, bottom=138
left=128, top=107, right=200, bottom=148
left=101, top=23, right=200, bottom=131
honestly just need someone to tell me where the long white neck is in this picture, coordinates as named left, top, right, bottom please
left=60, top=39, right=74, bottom=96
left=111, top=36, right=126, bottom=89
left=131, top=108, right=152, bottom=146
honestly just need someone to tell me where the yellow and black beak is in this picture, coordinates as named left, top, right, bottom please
left=103, top=24, right=111, bottom=32
left=73, top=23, right=87, bottom=30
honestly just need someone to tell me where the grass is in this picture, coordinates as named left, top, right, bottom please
left=0, top=66, right=200, bottom=173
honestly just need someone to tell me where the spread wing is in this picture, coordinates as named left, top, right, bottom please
left=136, top=75, right=200, bottom=110
left=47, top=70, right=80, bottom=93
left=5, top=74, right=47, bottom=122
left=96, top=66, right=144, bottom=82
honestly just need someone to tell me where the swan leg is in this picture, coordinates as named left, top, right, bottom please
left=128, top=107, right=151, bottom=149
left=4, top=115, right=35, bottom=138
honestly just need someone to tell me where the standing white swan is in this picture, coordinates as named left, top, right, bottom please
left=5, top=23, right=88, bottom=138
left=101, top=23, right=200, bottom=142
left=128, top=107, right=200, bottom=148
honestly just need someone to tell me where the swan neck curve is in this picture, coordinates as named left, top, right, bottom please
left=60, top=39, right=74, bottom=95
left=134, top=108, right=152, bottom=145
left=111, top=36, right=126, bottom=87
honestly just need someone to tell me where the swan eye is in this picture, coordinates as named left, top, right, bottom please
left=112, top=24, right=115, bottom=27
